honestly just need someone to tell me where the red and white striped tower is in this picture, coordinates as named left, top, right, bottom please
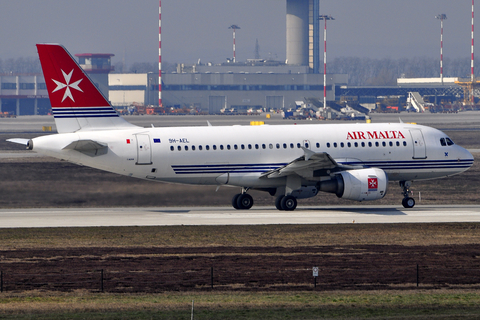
left=472, top=0, right=475, bottom=83
left=158, top=0, right=162, bottom=107
left=436, top=14, right=447, bottom=85
left=228, top=25, right=240, bottom=63
left=319, top=15, right=334, bottom=109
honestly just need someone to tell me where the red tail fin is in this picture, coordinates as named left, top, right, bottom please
left=37, top=44, right=137, bottom=133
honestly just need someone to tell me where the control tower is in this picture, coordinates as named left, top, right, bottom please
left=286, top=0, right=320, bottom=73
left=75, top=53, right=114, bottom=99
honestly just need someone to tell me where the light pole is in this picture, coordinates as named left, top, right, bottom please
left=228, top=25, right=240, bottom=63
left=319, top=15, right=334, bottom=109
left=435, top=14, right=447, bottom=85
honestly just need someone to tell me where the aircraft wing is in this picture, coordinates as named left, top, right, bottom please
left=261, top=147, right=359, bottom=179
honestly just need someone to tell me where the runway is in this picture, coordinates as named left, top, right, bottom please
left=1, top=205, right=479, bottom=228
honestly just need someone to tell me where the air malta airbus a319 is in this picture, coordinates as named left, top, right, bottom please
left=8, top=44, right=474, bottom=210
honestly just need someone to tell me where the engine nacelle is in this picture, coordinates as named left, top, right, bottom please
left=317, top=168, right=388, bottom=201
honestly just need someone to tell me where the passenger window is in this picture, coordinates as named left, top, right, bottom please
left=206, top=145, right=210, bottom=150
left=220, top=145, right=224, bottom=150
left=305, top=143, right=309, bottom=148
left=340, top=142, right=344, bottom=148
left=170, top=146, right=174, bottom=151
left=326, top=142, right=331, bottom=148
left=255, top=144, right=259, bottom=149
left=185, top=146, right=189, bottom=151
left=368, top=142, right=372, bottom=147
left=248, top=144, right=252, bottom=149
left=227, top=145, right=231, bottom=150
left=354, top=142, right=358, bottom=147
left=234, top=145, right=237, bottom=150
left=269, top=144, right=273, bottom=149
left=290, top=143, right=294, bottom=149
left=297, top=143, right=301, bottom=148
left=333, top=142, right=337, bottom=148
left=213, top=145, right=217, bottom=150
left=389, top=141, right=393, bottom=147
left=241, top=144, right=245, bottom=150
left=192, top=145, right=195, bottom=151
left=262, top=144, right=266, bottom=149
left=403, top=141, right=407, bottom=146
left=276, top=143, right=280, bottom=149
left=177, top=146, right=182, bottom=151
left=396, top=141, right=400, bottom=147
left=283, top=143, right=287, bottom=149
left=347, top=142, right=351, bottom=147
left=361, top=142, right=365, bottom=147
left=375, top=142, right=379, bottom=147
left=382, top=141, right=386, bottom=147
left=199, top=145, right=203, bottom=151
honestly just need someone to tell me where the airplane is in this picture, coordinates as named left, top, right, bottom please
left=7, top=44, right=474, bottom=211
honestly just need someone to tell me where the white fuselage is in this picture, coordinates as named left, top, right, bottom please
left=31, top=122, right=474, bottom=189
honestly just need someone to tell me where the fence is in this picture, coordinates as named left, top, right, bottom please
left=2, top=264, right=480, bottom=293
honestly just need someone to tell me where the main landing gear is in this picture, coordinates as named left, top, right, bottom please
left=275, top=195, right=297, bottom=211
left=400, top=181, right=415, bottom=208
left=231, top=190, right=298, bottom=211
left=232, top=192, right=253, bottom=210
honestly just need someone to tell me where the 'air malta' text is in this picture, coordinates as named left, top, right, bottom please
left=346, top=131, right=406, bottom=140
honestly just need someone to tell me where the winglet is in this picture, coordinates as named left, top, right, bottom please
left=301, top=147, right=316, bottom=161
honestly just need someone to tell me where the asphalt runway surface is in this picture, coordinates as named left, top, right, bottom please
left=1, top=205, right=480, bottom=228
left=2, top=111, right=480, bottom=132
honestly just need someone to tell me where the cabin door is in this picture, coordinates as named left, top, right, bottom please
left=409, top=129, right=426, bottom=159
left=136, top=134, right=152, bottom=165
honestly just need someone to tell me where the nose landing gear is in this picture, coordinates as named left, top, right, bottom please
left=400, top=181, right=415, bottom=208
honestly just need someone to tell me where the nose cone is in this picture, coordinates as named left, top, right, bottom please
left=459, top=146, right=474, bottom=172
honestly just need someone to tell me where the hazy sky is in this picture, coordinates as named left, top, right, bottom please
left=0, top=1, right=475, bottom=66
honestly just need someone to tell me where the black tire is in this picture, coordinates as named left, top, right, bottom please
left=281, top=195, right=297, bottom=211
left=232, top=194, right=241, bottom=209
left=237, top=193, right=253, bottom=210
left=275, top=195, right=284, bottom=210
left=402, top=197, right=415, bottom=208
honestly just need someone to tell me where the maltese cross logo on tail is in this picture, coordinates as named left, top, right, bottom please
left=51, top=69, right=83, bottom=102
left=368, top=177, right=378, bottom=191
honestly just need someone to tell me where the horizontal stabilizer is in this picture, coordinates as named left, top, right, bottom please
left=6, top=138, right=30, bottom=146
left=63, top=139, right=108, bottom=157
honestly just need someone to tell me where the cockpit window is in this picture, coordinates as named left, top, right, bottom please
left=440, top=137, right=455, bottom=146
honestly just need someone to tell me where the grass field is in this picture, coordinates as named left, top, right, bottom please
left=2, top=224, right=480, bottom=319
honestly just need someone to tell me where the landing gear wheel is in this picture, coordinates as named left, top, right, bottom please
left=281, top=195, right=297, bottom=211
left=232, top=194, right=241, bottom=209
left=236, top=193, right=253, bottom=210
left=275, top=195, right=284, bottom=210
left=402, top=197, right=415, bottom=208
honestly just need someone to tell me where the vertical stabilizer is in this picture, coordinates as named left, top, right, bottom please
left=37, top=44, right=138, bottom=133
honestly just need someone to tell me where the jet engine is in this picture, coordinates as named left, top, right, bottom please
left=317, top=168, right=388, bottom=201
